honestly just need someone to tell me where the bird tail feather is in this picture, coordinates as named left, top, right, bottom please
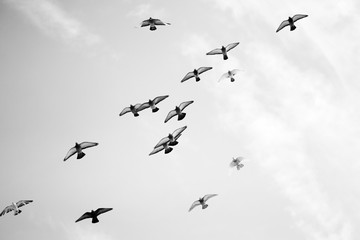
left=165, top=147, right=173, bottom=154
left=202, top=204, right=208, bottom=209
left=152, top=107, right=159, bottom=112
left=77, top=152, right=86, bottom=159
left=291, top=25, right=296, bottom=31
left=178, top=113, right=186, bottom=121
left=92, top=216, right=99, bottom=223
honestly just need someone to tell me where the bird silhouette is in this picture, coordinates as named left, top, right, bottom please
left=0, top=200, right=33, bottom=216
left=137, top=95, right=169, bottom=113
left=189, top=194, right=218, bottom=212
left=154, top=126, right=187, bottom=148
left=218, top=69, right=242, bottom=82
left=119, top=104, right=142, bottom=117
left=276, top=14, right=308, bottom=32
left=206, top=42, right=239, bottom=60
left=149, top=141, right=173, bottom=155
left=181, top=67, right=212, bottom=82
left=64, top=142, right=98, bottom=161
left=75, top=208, right=113, bottom=223
left=140, top=17, right=170, bottom=31
left=164, top=101, right=194, bottom=123
left=229, top=157, right=245, bottom=170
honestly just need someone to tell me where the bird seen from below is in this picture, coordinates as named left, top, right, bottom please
left=64, top=142, right=98, bottom=161
left=75, top=208, right=113, bottom=223
left=138, top=95, right=169, bottom=113
left=181, top=67, right=212, bottom=82
left=219, top=69, right=242, bottom=82
left=206, top=42, right=239, bottom=60
left=229, top=157, right=245, bottom=170
left=276, top=14, right=308, bottom=32
left=0, top=200, right=33, bottom=217
left=154, top=126, right=187, bottom=148
left=164, top=101, right=194, bottom=123
left=189, top=194, right=218, bottom=212
left=140, top=17, right=170, bottom=31
left=149, top=141, right=173, bottom=155
left=119, top=104, right=143, bottom=117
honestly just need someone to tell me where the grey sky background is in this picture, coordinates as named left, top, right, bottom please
left=0, top=0, right=360, bottom=239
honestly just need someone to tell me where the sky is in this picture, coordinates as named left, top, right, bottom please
left=0, top=0, right=360, bottom=239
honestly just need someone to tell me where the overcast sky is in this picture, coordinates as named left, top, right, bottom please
left=1, top=0, right=360, bottom=240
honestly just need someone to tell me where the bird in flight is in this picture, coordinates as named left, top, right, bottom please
left=140, top=17, right=170, bottom=31
left=119, top=104, right=143, bottom=117
left=75, top=208, right=113, bottom=223
left=276, top=14, right=308, bottom=32
left=189, top=194, right=218, bottom=212
left=219, top=69, right=242, bottom=82
left=206, top=42, right=239, bottom=60
left=154, top=126, right=187, bottom=149
left=181, top=67, right=212, bottom=82
left=0, top=200, right=33, bottom=217
left=64, top=142, right=98, bottom=161
left=164, top=101, right=194, bottom=123
left=229, top=157, right=245, bottom=170
left=137, top=95, right=169, bottom=113
left=149, top=141, right=173, bottom=155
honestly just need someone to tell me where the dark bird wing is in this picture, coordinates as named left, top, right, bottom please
left=203, top=194, right=218, bottom=202
left=137, top=102, right=150, bottom=111
left=225, top=42, right=239, bottom=52
left=149, top=145, right=165, bottom=155
left=153, top=95, right=169, bottom=104
left=276, top=20, right=290, bottom=32
left=64, top=147, right=77, bottom=161
left=153, top=19, right=167, bottom=26
left=172, top=126, right=187, bottom=138
left=79, top=142, right=98, bottom=150
left=189, top=200, right=201, bottom=212
left=140, top=19, right=151, bottom=27
left=197, top=67, right=212, bottom=74
left=16, top=200, right=33, bottom=208
left=119, top=107, right=131, bottom=116
left=164, top=110, right=177, bottom=123
left=75, top=212, right=92, bottom=222
left=181, top=71, right=195, bottom=82
left=206, top=48, right=222, bottom=55
left=179, top=101, right=194, bottom=111
left=154, top=136, right=170, bottom=148
left=95, top=208, right=113, bottom=216
left=0, top=205, right=14, bottom=216
left=292, top=14, right=308, bottom=22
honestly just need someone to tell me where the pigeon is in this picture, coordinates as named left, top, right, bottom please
left=154, top=126, right=187, bottom=148
left=164, top=101, right=194, bottom=123
left=137, top=95, right=169, bottom=113
left=0, top=200, right=33, bottom=216
left=149, top=141, right=173, bottom=155
left=229, top=157, right=245, bottom=170
left=218, top=69, right=242, bottom=82
left=206, top=42, right=239, bottom=60
left=276, top=14, right=308, bottom=32
left=189, top=194, right=218, bottom=212
left=140, top=17, right=170, bottom=31
left=75, top=208, right=113, bottom=223
left=119, top=104, right=142, bottom=117
left=181, top=67, right=212, bottom=82
left=64, top=142, right=98, bottom=161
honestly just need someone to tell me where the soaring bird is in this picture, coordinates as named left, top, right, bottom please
left=189, top=194, right=218, bottom=212
left=149, top=141, right=173, bottom=155
left=75, top=208, right=113, bottom=223
left=64, top=142, right=98, bottom=161
left=137, top=95, right=169, bottom=113
left=154, top=126, right=187, bottom=148
left=0, top=200, right=33, bottom=216
left=140, top=17, right=170, bottom=31
left=218, top=69, right=242, bottom=82
left=119, top=104, right=142, bottom=117
left=164, top=101, right=194, bottom=123
left=229, top=157, right=245, bottom=170
left=206, top=42, right=239, bottom=60
left=276, top=14, right=308, bottom=32
left=181, top=67, right=212, bottom=82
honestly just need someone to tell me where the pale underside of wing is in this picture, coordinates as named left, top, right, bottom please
left=189, top=200, right=201, bottom=212
left=164, top=110, right=177, bottom=123
left=95, top=208, right=113, bottom=216
left=16, top=200, right=33, bottom=208
left=140, top=20, right=150, bottom=27
left=75, top=212, right=92, bottom=222
left=276, top=20, right=290, bottom=32
left=119, top=107, right=131, bottom=116
left=234, top=157, right=244, bottom=162
left=149, top=145, right=165, bottom=155
left=292, top=14, right=308, bottom=22
left=225, top=42, right=239, bottom=52
left=137, top=102, right=150, bottom=111
left=0, top=206, right=14, bottom=216
left=64, top=147, right=77, bottom=161
left=218, top=72, right=231, bottom=82
left=206, top=48, right=222, bottom=55
left=154, top=136, right=170, bottom=148
left=197, top=67, right=212, bottom=74
left=80, top=142, right=98, bottom=149
left=153, top=95, right=169, bottom=104
left=179, top=101, right=194, bottom=111
left=153, top=19, right=167, bottom=25
left=172, top=126, right=187, bottom=138
left=229, top=160, right=239, bottom=167
left=181, top=72, right=195, bottom=82
left=203, top=194, right=218, bottom=202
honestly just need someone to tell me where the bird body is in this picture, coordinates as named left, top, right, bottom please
left=119, top=104, right=142, bottom=117
left=219, top=69, right=242, bottom=82
left=140, top=17, right=170, bottom=31
left=189, top=194, right=217, bottom=212
left=181, top=67, right=212, bottom=82
left=0, top=200, right=33, bottom=217
left=230, top=157, right=245, bottom=170
left=64, top=142, right=98, bottom=161
left=75, top=208, right=112, bottom=223
left=164, top=101, right=194, bottom=123
left=206, top=42, right=239, bottom=60
left=138, top=95, right=169, bottom=113
left=276, top=14, right=308, bottom=32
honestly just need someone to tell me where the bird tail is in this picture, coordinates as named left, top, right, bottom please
left=165, top=147, right=173, bottom=154
left=202, top=204, right=208, bottom=209
left=14, top=210, right=21, bottom=215
left=178, top=112, right=186, bottom=121
left=290, top=25, right=296, bottom=31
left=92, top=216, right=99, bottom=223
left=150, top=26, right=156, bottom=31
left=169, top=141, right=178, bottom=146
left=223, top=54, right=228, bottom=60
left=77, top=152, right=86, bottom=159
left=133, top=112, right=139, bottom=117
left=195, top=76, right=200, bottom=82
left=230, top=77, right=235, bottom=82
left=152, top=107, right=159, bottom=112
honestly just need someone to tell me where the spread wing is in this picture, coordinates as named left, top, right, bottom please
left=153, top=19, right=167, bottom=26
left=225, top=42, right=239, bottom=52
left=154, top=136, right=170, bottom=148
left=0, top=205, right=14, bottom=216
left=229, top=160, right=238, bottom=168
left=153, top=95, right=169, bottom=105
left=172, top=126, right=187, bottom=138
left=75, top=212, right=92, bottom=223
left=231, top=69, right=241, bottom=75
left=137, top=102, right=150, bottom=111
left=218, top=72, right=230, bottom=82
left=64, top=147, right=77, bottom=161
left=119, top=107, right=131, bottom=116
left=276, top=20, right=290, bottom=32
left=234, top=157, right=244, bottom=162
left=203, top=194, right=218, bottom=202
left=292, top=14, right=308, bottom=22
left=164, top=110, right=177, bottom=123
left=140, top=19, right=151, bottom=27
left=95, top=208, right=113, bottom=216
left=197, top=67, right=212, bottom=74
left=181, top=71, right=195, bottom=82
left=179, top=101, right=194, bottom=111
left=188, top=200, right=201, bottom=212
left=149, top=145, right=165, bottom=156
left=206, top=48, right=222, bottom=55
left=79, top=142, right=98, bottom=150
left=16, top=200, right=33, bottom=208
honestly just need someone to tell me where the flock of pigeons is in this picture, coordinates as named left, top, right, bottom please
left=1, top=13, right=308, bottom=222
